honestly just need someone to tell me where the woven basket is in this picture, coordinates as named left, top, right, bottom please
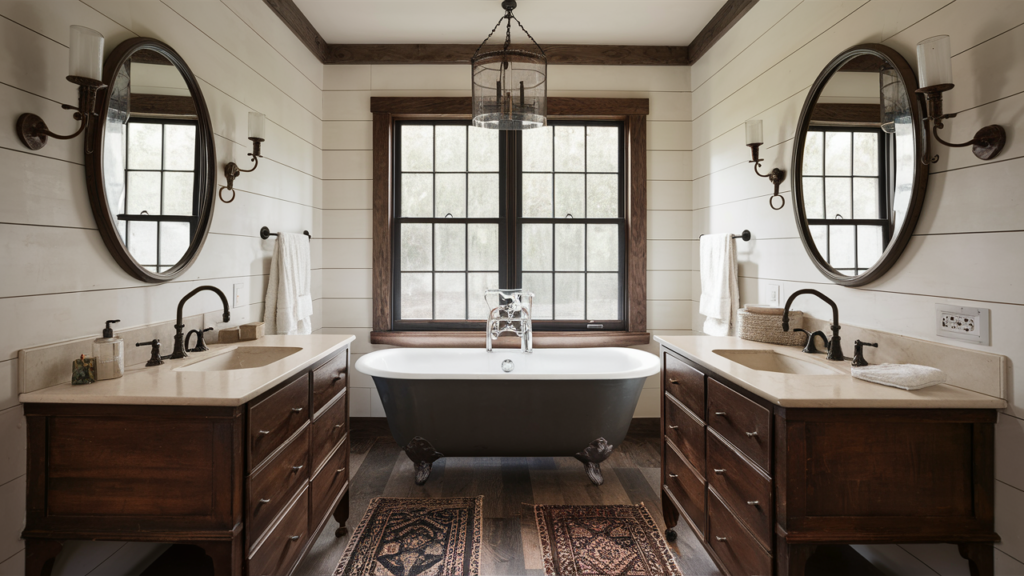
left=737, top=309, right=807, bottom=346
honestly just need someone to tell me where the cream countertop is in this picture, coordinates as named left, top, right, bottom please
left=654, top=335, right=1006, bottom=409
left=19, top=334, right=355, bottom=407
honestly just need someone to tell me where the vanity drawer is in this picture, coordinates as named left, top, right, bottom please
left=707, top=377, right=771, bottom=472
left=664, top=442, right=705, bottom=538
left=311, top=436, right=350, bottom=525
left=311, top=352, right=348, bottom=416
left=707, top=430, right=771, bottom=550
left=311, top=390, right=347, bottom=471
left=249, top=373, right=310, bottom=468
left=664, top=352, right=705, bottom=422
left=665, top=396, right=705, bottom=476
left=248, top=487, right=309, bottom=576
left=707, top=489, right=771, bottom=576
left=248, top=425, right=310, bottom=543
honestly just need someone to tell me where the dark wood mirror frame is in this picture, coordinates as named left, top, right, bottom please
left=792, top=43, right=929, bottom=287
left=85, top=38, right=216, bottom=284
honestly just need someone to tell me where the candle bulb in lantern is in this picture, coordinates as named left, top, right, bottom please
left=745, top=119, right=763, bottom=146
left=69, top=25, right=104, bottom=82
left=248, top=111, right=266, bottom=142
left=916, top=35, right=952, bottom=89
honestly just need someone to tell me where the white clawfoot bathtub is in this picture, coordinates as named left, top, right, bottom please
left=356, top=347, right=660, bottom=485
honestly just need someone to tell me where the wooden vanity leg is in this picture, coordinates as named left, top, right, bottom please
left=198, top=539, right=241, bottom=576
left=334, top=490, right=350, bottom=537
left=777, top=540, right=817, bottom=576
left=958, top=543, right=994, bottom=576
left=661, top=490, right=680, bottom=541
left=25, top=539, right=63, bottom=576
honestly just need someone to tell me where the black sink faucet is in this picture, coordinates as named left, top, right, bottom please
left=169, top=286, right=231, bottom=359
left=782, top=289, right=844, bottom=361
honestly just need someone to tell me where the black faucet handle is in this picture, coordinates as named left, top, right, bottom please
left=794, top=329, right=827, bottom=354
left=136, top=339, right=164, bottom=367
left=203, top=327, right=214, bottom=333
left=852, top=340, right=878, bottom=367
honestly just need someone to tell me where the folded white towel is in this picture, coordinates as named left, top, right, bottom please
left=852, top=363, right=947, bottom=391
left=264, top=232, right=313, bottom=335
left=699, top=233, right=739, bottom=336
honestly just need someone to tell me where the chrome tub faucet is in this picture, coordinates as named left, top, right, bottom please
left=485, top=289, right=534, bottom=353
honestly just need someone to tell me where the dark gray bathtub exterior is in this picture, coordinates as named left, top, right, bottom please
left=371, top=374, right=647, bottom=485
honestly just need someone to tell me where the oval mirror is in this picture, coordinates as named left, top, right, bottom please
left=86, top=38, right=216, bottom=283
left=792, top=44, right=928, bottom=286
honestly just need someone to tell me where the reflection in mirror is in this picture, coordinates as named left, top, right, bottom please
left=794, top=47, right=925, bottom=285
left=103, top=50, right=200, bottom=274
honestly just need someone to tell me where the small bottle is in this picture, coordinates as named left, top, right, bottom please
left=93, top=319, right=124, bottom=380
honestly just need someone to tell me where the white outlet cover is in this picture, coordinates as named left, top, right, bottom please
left=765, top=284, right=781, bottom=307
left=233, top=283, right=244, bottom=308
left=935, top=304, right=990, bottom=345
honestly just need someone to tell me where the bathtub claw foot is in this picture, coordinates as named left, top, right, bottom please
left=404, top=436, right=444, bottom=485
left=574, top=437, right=615, bottom=486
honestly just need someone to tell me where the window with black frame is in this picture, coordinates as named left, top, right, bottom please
left=118, top=117, right=199, bottom=273
left=801, top=127, right=890, bottom=276
left=392, top=120, right=626, bottom=331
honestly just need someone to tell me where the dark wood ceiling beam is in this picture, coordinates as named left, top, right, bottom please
left=263, top=0, right=755, bottom=66
left=326, top=44, right=688, bottom=66
left=686, top=0, right=759, bottom=63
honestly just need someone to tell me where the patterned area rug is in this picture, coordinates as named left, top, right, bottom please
left=535, top=504, right=682, bottom=576
left=334, top=496, right=483, bottom=576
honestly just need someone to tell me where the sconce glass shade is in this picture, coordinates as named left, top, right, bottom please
left=880, top=67, right=910, bottom=134
left=248, top=111, right=266, bottom=141
left=916, top=35, right=952, bottom=88
left=472, top=50, right=547, bottom=130
left=69, top=25, right=104, bottom=82
left=745, top=119, right=763, bottom=145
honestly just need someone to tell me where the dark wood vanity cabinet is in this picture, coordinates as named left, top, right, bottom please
left=660, top=347, right=999, bottom=576
left=22, top=348, right=351, bottom=576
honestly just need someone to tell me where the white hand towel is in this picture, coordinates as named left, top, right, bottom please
left=264, top=232, right=313, bottom=335
left=852, top=364, right=947, bottom=391
left=699, top=233, right=739, bottom=336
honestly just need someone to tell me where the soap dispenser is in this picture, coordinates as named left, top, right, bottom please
left=93, top=319, right=124, bottom=380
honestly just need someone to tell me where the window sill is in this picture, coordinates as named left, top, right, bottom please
left=369, top=331, right=651, bottom=348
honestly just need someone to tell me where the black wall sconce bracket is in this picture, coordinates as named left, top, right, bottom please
left=16, top=76, right=105, bottom=152
left=219, top=138, right=263, bottom=203
left=748, top=143, right=787, bottom=210
left=917, top=84, right=1006, bottom=165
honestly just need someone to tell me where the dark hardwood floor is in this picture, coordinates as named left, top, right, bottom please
left=295, top=417, right=722, bottom=576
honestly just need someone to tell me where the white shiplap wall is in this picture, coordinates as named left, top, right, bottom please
left=320, top=64, right=694, bottom=419
left=0, top=1, right=323, bottom=573
left=690, top=1, right=1024, bottom=573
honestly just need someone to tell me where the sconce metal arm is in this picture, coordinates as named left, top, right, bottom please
left=16, top=78, right=104, bottom=151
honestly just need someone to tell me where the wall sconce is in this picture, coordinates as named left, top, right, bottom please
left=745, top=119, right=787, bottom=210
left=16, top=26, right=105, bottom=151
left=916, top=35, right=1006, bottom=165
left=220, top=111, right=266, bottom=203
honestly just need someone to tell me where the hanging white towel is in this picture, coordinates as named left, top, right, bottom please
left=699, top=233, right=739, bottom=336
left=852, top=364, right=947, bottom=391
left=264, top=232, right=313, bottom=335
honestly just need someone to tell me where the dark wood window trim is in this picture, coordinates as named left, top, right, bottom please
left=370, top=97, right=649, bottom=347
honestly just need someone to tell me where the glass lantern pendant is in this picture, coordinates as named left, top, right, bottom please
left=471, top=0, right=547, bottom=130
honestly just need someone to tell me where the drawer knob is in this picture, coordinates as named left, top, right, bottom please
left=713, top=468, right=726, bottom=475
left=668, top=473, right=678, bottom=478
left=291, top=407, right=304, bottom=413
left=292, top=465, right=304, bottom=472
left=716, top=536, right=727, bottom=542
left=337, top=467, right=346, bottom=474
left=747, top=500, right=760, bottom=506
left=714, top=411, right=727, bottom=417
left=334, top=424, right=343, bottom=429
left=668, top=425, right=679, bottom=430
left=258, top=430, right=270, bottom=435
left=668, top=378, right=679, bottom=384
left=289, top=535, right=300, bottom=541
left=259, top=498, right=271, bottom=504
left=746, top=431, right=758, bottom=438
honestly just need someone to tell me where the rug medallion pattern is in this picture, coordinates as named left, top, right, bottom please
left=334, top=496, right=483, bottom=576
left=534, top=503, right=682, bottom=576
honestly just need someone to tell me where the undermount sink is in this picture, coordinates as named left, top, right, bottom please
left=713, top=349, right=844, bottom=376
left=175, top=346, right=303, bottom=372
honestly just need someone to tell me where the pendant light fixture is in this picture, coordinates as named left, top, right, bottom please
left=471, top=0, right=547, bottom=130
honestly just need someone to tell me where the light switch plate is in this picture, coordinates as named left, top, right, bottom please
left=233, top=283, right=244, bottom=308
left=935, top=304, right=990, bottom=345
left=765, top=284, right=781, bottom=307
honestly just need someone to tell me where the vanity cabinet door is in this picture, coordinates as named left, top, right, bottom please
left=249, top=373, right=310, bottom=468
left=707, top=489, right=772, bottom=576
left=311, top=391, right=348, bottom=471
left=312, top=352, right=348, bottom=416
left=707, top=377, right=771, bottom=472
left=248, top=487, right=310, bottom=576
left=248, top=426, right=310, bottom=545
left=664, top=352, right=705, bottom=422
left=707, top=430, right=772, bottom=550
left=311, top=436, right=350, bottom=524
left=665, top=442, right=706, bottom=538
left=665, top=396, right=705, bottom=476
